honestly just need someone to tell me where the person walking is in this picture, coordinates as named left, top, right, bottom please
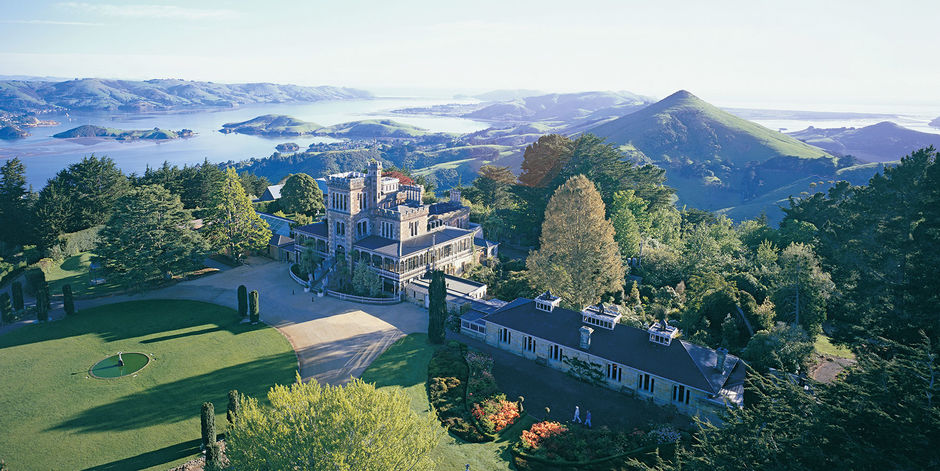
left=573, top=405, right=582, bottom=423
left=585, top=410, right=592, bottom=428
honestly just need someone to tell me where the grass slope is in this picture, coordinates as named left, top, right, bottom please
left=590, top=90, right=833, bottom=165
left=220, top=114, right=322, bottom=136
left=0, top=300, right=297, bottom=471
left=44, top=252, right=123, bottom=298
left=360, top=334, right=532, bottom=470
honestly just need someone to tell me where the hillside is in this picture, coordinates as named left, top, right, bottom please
left=929, top=116, right=940, bottom=128
left=315, top=119, right=445, bottom=139
left=220, top=115, right=322, bottom=136
left=462, top=91, right=651, bottom=123
left=53, top=125, right=193, bottom=140
left=0, top=78, right=372, bottom=114
left=789, top=121, right=940, bottom=162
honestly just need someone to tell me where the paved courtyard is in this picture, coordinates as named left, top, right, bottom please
left=76, top=257, right=428, bottom=385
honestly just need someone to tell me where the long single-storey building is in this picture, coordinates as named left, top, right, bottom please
left=461, top=291, right=745, bottom=422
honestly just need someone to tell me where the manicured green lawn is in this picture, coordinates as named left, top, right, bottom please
left=43, top=252, right=123, bottom=298
left=815, top=334, right=855, bottom=359
left=0, top=300, right=297, bottom=471
left=361, top=334, right=534, bottom=470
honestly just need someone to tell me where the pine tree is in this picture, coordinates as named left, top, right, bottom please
left=237, top=285, right=248, bottom=317
left=527, top=175, right=625, bottom=309
left=97, top=185, right=209, bottom=289
left=62, top=284, right=75, bottom=316
left=11, top=281, right=23, bottom=312
left=204, top=168, right=271, bottom=262
left=0, top=158, right=32, bottom=246
left=772, top=243, right=833, bottom=336
left=227, top=390, right=239, bottom=425
left=427, top=270, right=447, bottom=344
left=249, top=290, right=259, bottom=323
left=201, top=402, right=216, bottom=449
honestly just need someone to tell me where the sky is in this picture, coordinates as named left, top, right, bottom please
left=1, top=0, right=938, bottom=110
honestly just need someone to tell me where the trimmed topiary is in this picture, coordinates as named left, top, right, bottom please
left=201, top=402, right=216, bottom=448
left=11, top=281, right=24, bottom=312
left=63, top=284, right=75, bottom=316
left=237, top=285, right=248, bottom=317
left=0, top=292, right=12, bottom=324
left=205, top=442, right=222, bottom=470
left=227, top=390, right=239, bottom=425
left=249, top=290, right=259, bottom=323
left=35, top=286, right=49, bottom=322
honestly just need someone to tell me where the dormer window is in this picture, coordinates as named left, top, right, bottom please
left=647, top=320, right=679, bottom=346
left=535, top=291, right=561, bottom=312
left=581, top=304, right=621, bottom=331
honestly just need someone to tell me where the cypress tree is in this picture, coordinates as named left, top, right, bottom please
left=249, top=290, right=259, bottom=323
left=11, top=281, right=23, bottom=311
left=35, top=286, right=49, bottom=322
left=201, top=402, right=216, bottom=448
left=427, top=270, right=447, bottom=344
left=205, top=442, right=222, bottom=469
left=63, top=284, right=75, bottom=316
left=0, top=292, right=12, bottom=324
left=237, top=285, right=248, bottom=317
left=227, top=390, right=239, bottom=425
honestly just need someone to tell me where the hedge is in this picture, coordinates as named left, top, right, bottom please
left=511, top=441, right=678, bottom=471
left=427, top=341, right=490, bottom=443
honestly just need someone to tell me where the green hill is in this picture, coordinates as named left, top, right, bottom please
left=220, top=115, right=322, bottom=136
left=315, top=119, right=439, bottom=139
left=53, top=125, right=191, bottom=140
left=591, top=90, right=832, bottom=165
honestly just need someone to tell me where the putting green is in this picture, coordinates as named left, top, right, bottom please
left=90, top=352, right=151, bottom=378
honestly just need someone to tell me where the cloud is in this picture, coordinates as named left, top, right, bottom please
left=59, top=2, right=239, bottom=21
left=0, top=19, right=103, bottom=26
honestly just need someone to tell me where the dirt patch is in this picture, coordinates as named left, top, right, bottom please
left=809, top=354, right=856, bottom=383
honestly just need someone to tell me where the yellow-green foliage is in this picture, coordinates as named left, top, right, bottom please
left=226, top=376, right=441, bottom=471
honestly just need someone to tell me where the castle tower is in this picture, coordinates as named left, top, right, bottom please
left=367, top=160, right=382, bottom=208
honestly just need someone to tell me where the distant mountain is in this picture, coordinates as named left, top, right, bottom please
left=462, top=91, right=652, bottom=123
left=54, top=124, right=193, bottom=140
left=930, top=116, right=940, bottom=128
left=789, top=121, right=940, bottom=163
left=220, top=115, right=322, bottom=136
left=588, top=90, right=846, bottom=217
left=467, top=89, right=544, bottom=101
left=0, top=78, right=373, bottom=115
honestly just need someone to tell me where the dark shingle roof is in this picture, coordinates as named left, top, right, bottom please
left=295, top=221, right=328, bottom=238
left=482, top=299, right=742, bottom=394
left=355, top=227, right=473, bottom=257
left=269, top=234, right=294, bottom=247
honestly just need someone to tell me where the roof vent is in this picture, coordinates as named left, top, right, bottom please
left=579, top=326, right=593, bottom=349
left=535, top=290, right=561, bottom=312
left=647, top=320, right=679, bottom=346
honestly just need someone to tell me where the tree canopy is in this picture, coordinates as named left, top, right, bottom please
left=527, top=175, right=624, bottom=309
left=279, top=172, right=324, bottom=216
left=204, top=167, right=271, bottom=262
left=225, top=376, right=440, bottom=471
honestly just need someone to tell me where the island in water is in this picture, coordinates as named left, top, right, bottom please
left=53, top=125, right=195, bottom=141
left=275, top=142, right=301, bottom=152
left=220, top=115, right=455, bottom=143
left=0, top=114, right=60, bottom=139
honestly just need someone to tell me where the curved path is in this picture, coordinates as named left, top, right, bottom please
left=76, top=257, right=428, bottom=385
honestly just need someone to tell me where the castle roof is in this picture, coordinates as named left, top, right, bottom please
left=355, top=227, right=473, bottom=258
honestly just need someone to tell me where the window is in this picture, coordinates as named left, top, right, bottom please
left=499, top=328, right=512, bottom=344
left=335, top=221, right=345, bottom=236
left=638, top=374, right=654, bottom=393
left=550, top=344, right=562, bottom=361
left=607, top=363, right=622, bottom=382
left=673, top=385, right=690, bottom=404
left=524, top=335, right=536, bottom=352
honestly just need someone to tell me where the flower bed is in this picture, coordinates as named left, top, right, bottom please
left=427, top=342, right=488, bottom=442
left=471, top=394, right=521, bottom=434
left=513, top=422, right=682, bottom=469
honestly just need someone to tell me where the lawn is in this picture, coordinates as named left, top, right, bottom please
left=360, top=333, right=534, bottom=470
left=815, top=334, right=855, bottom=359
left=0, top=299, right=297, bottom=471
left=43, top=252, right=124, bottom=298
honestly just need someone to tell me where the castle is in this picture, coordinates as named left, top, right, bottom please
left=292, top=161, right=476, bottom=294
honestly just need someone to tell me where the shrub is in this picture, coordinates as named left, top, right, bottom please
left=11, top=281, right=23, bottom=311
left=249, top=290, right=259, bottom=323
left=201, top=402, right=216, bottom=448
left=520, top=421, right=568, bottom=450
left=237, top=285, right=248, bottom=317
left=205, top=442, right=222, bottom=470
left=25, top=268, right=45, bottom=296
left=63, top=284, right=75, bottom=316
left=48, top=226, right=101, bottom=260
left=227, top=390, right=239, bottom=425
left=0, top=292, right=11, bottom=324
left=471, top=395, right=520, bottom=434
left=426, top=342, right=488, bottom=443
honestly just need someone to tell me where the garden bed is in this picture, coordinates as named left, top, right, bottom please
left=512, top=421, right=682, bottom=470
left=427, top=341, right=523, bottom=443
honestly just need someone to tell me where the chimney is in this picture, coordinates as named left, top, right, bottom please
left=450, top=188, right=461, bottom=204
left=715, top=347, right=728, bottom=371
left=579, top=326, right=593, bottom=349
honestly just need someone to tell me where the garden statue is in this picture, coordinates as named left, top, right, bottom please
left=117, top=351, right=124, bottom=367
